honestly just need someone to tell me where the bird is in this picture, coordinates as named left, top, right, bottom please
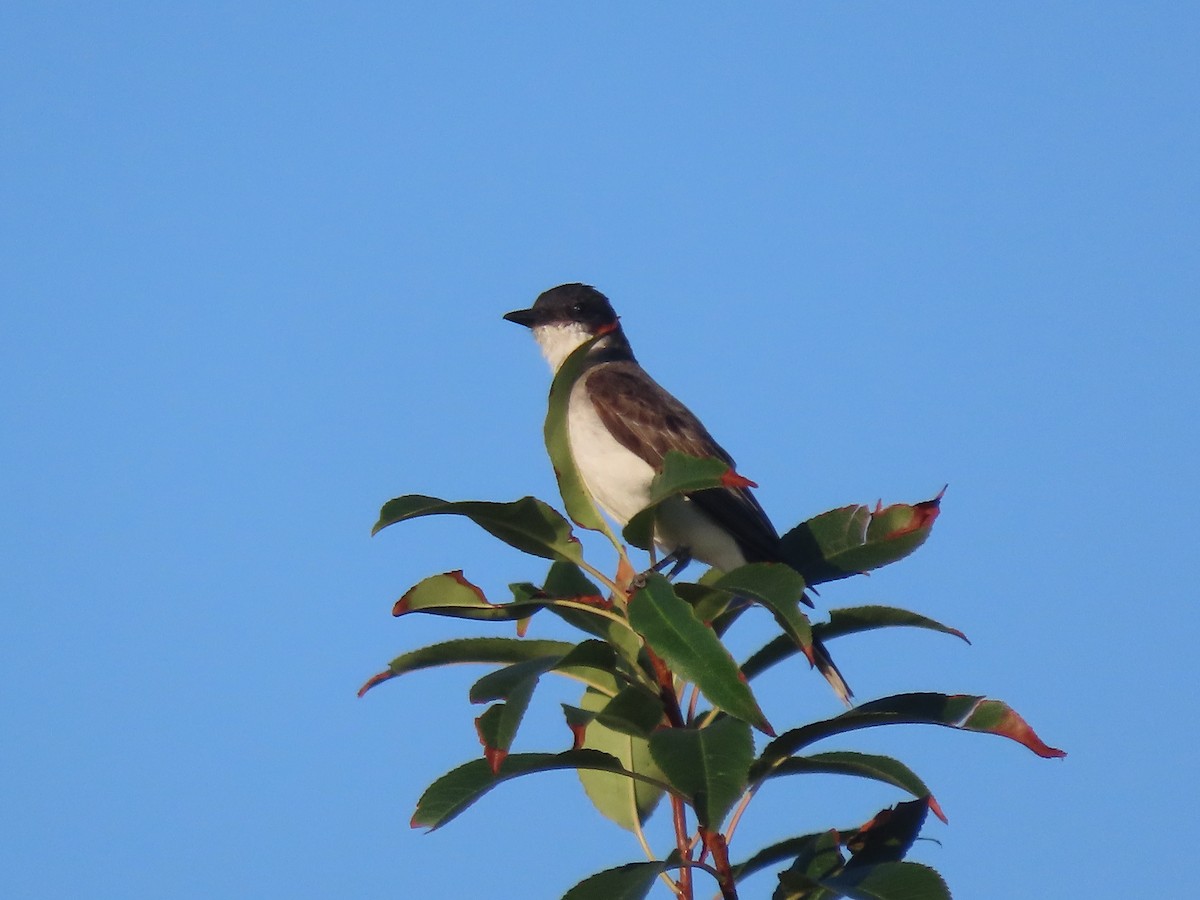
left=503, top=282, right=852, bottom=704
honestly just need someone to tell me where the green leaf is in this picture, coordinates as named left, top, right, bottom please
left=715, top=563, right=814, bottom=653
left=561, top=862, right=673, bottom=900
left=779, top=493, right=943, bottom=586
left=742, top=606, right=968, bottom=683
left=594, top=686, right=668, bottom=738
left=393, top=571, right=547, bottom=621
left=628, top=573, right=773, bottom=734
left=412, top=749, right=676, bottom=831
left=551, top=640, right=626, bottom=696
left=623, top=452, right=738, bottom=550
left=470, top=656, right=556, bottom=703
left=649, top=717, right=754, bottom=829
left=766, top=752, right=947, bottom=823
left=358, top=637, right=574, bottom=697
left=772, top=831, right=845, bottom=900
left=821, top=861, right=950, bottom=900
left=732, top=832, right=837, bottom=883
left=673, top=581, right=739, bottom=624
left=373, top=494, right=582, bottom=562
left=474, top=673, right=537, bottom=773
left=753, top=692, right=1066, bottom=780
left=576, top=689, right=668, bottom=831
left=817, top=606, right=968, bottom=644
left=544, top=333, right=623, bottom=550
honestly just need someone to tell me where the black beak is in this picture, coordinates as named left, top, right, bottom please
left=503, top=308, right=540, bottom=328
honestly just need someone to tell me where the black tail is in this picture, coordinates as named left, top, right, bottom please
left=812, top=636, right=853, bottom=706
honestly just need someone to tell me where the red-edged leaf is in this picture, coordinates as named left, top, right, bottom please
left=393, top=571, right=547, bottom=620
left=780, top=491, right=944, bottom=586
left=753, top=692, right=1065, bottom=780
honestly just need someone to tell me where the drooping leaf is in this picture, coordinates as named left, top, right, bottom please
left=474, top=670, right=538, bottom=774
left=560, top=861, right=675, bottom=900
left=742, top=606, right=969, bottom=683
left=649, top=717, right=754, bottom=829
left=627, top=573, right=773, bottom=734
left=753, top=692, right=1066, bottom=780
left=818, top=606, right=968, bottom=644
left=780, top=492, right=943, bottom=586
left=469, top=656, right=556, bottom=703
left=765, top=752, right=947, bottom=823
left=820, top=861, right=951, bottom=900
left=623, top=452, right=742, bottom=550
left=715, top=563, right=814, bottom=655
left=576, top=689, right=668, bottom=831
left=392, top=570, right=547, bottom=620
left=412, top=749, right=676, bottom=831
left=357, top=637, right=574, bottom=697
left=373, top=493, right=584, bottom=564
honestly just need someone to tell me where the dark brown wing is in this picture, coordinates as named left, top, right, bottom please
left=585, top=362, right=782, bottom=562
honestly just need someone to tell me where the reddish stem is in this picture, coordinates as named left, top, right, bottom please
left=700, top=828, right=738, bottom=900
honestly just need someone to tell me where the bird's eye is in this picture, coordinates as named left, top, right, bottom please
left=572, top=302, right=585, bottom=314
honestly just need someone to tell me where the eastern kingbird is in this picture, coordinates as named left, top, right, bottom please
left=504, top=282, right=851, bottom=703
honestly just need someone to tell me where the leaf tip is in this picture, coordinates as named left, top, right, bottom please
left=721, top=468, right=758, bottom=490
left=357, top=669, right=394, bottom=697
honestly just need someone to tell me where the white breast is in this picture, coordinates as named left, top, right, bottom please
left=567, top=378, right=656, bottom=525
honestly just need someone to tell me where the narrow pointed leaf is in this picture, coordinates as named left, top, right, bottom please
left=358, top=637, right=574, bottom=697
left=817, top=606, right=968, bottom=644
left=577, top=689, right=668, bottom=831
left=393, top=570, right=547, bottom=620
left=780, top=493, right=943, bottom=586
left=624, top=452, right=741, bottom=550
left=474, top=665, right=542, bottom=771
left=561, top=861, right=674, bottom=900
left=767, top=752, right=947, bottom=824
left=715, top=563, right=814, bottom=654
left=412, top=749, right=676, bottom=830
left=649, top=717, right=754, bottom=829
left=628, top=573, right=772, bottom=734
left=373, top=494, right=582, bottom=562
left=753, top=692, right=1065, bottom=780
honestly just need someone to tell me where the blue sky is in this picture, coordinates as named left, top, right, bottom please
left=3, top=3, right=1196, bottom=898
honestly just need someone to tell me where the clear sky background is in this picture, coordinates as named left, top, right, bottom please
left=3, top=4, right=1197, bottom=899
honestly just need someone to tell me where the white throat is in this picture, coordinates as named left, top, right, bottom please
left=531, top=322, right=596, bottom=373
